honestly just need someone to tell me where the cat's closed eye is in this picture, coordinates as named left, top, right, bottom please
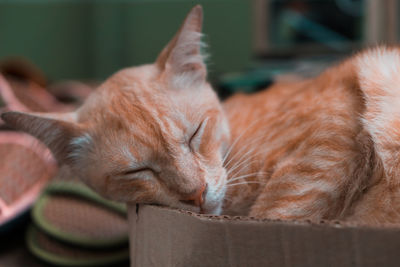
left=123, top=168, right=152, bottom=175
left=189, top=119, right=208, bottom=151
left=118, top=168, right=154, bottom=180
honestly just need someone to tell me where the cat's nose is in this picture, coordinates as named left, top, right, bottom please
left=179, top=183, right=208, bottom=207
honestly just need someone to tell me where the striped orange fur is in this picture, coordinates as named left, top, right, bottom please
left=223, top=47, right=400, bottom=224
left=2, top=6, right=400, bottom=224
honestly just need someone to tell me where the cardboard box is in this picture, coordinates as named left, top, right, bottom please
left=128, top=204, right=400, bottom=267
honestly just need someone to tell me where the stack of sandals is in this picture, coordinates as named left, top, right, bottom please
left=28, top=174, right=129, bottom=266
left=0, top=59, right=61, bottom=233
left=0, top=59, right=129, bottom=266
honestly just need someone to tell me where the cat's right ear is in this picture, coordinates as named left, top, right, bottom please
left=1, top=111, right=81, bottom=164
left=156, top=5, right=206, bottom=88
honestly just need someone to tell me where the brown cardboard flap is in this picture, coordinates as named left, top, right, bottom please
left=128, top=204, right=400, bottom=267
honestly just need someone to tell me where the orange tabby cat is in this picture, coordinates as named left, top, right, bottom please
left=2, top=6, right=400, bottom=224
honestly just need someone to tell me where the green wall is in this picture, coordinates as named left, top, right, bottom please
left=0, top=0, right=251, bottom=81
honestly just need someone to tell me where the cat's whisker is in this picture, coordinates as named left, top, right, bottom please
left=226, top=148, right=261, bottom=174
left=227, top=172, right=267, bottom=184
left=224, top=128, right=276, bottom=174
left=223, top=131, right=269, bottom=168
left=227, top=158, right=259, bottom=176
left=224, top=144, right=259, bottom=169
left=228, top=171, right=266, bottom=181
left=226, top=147, right=271, bottom=178
left=227, top=181, right=268, bottom=187
left=222, top=116, right=270, bottom=164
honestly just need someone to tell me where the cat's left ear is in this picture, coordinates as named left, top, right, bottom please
left=156, top=5, right=206, bottom=88
left=1, top=111, right=81, bottom=163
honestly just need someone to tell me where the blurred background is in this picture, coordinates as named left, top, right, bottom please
left=0, top=0, right=399, bottom=95
left=0, top=0, right=399, bottom=266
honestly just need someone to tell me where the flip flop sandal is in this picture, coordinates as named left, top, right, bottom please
left=31, top=181, right=128, bottom=249
left=27, top=225, right=129, bottom=267
left=0, top=59, right=73, bottom=113
left=0, top=131, right=57, bottom=232
left=0, top=72, right=58, bottom=232
left=0, top=74, right=30, bottom=115
left=0, top=57, right=47, bottom=88
left=0, top=60, right=95, bottom=235
left=1, top=58, right=93, bottom=109
left=48, top=80, right=94, bottom=106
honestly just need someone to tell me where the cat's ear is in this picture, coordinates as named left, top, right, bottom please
left=1, top=111, right=81, bottom=163
left=156, top=5, right=206, bottom=87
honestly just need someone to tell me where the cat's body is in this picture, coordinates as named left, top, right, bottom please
left=222, top=49, right=400, bottom=224
left=2, top=6, right=400, bottom=224
left=222, top=58, right=378, bottom=222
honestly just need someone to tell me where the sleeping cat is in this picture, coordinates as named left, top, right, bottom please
left=2, top=5, right=400, bottom=224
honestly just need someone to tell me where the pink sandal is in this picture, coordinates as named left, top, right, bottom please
left=0, top=72, right=57, bottom=228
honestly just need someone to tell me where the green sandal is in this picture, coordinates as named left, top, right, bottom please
left=27, top=181, right=130, bottom=266
left=31, top=181, right=128, bottom=248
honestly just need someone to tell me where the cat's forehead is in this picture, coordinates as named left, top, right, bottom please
left=78, top=64, right=217, bottom=148
left=99, top=67, right=205, bottom=121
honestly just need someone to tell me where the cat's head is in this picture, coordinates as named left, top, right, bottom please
left=1, top=5, right=230, bottom=214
